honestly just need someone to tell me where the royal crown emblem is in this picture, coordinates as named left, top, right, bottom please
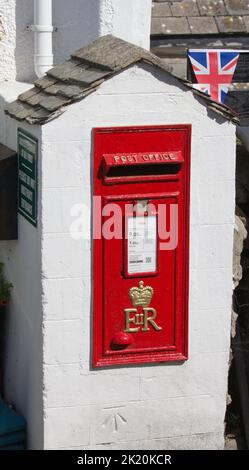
left=129, top=281, right=154, bottom=308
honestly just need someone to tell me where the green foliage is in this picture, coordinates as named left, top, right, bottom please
left=0, top=262, right=12, bottom=302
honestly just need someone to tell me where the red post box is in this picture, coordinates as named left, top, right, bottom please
left=93, top=125, right=191, bottom=367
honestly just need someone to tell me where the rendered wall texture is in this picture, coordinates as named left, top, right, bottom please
left=40, top=64, right=236, bottom=449
left=0, top=0, right=152, bottom=83
left=0, top=0, right=236, bottom=452
left=0, top=0, right=16, bottom=81
left=0, top=119, right=43, bottom=449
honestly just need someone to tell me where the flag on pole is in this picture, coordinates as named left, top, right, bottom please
left=188, top=50, right=240, bottom=104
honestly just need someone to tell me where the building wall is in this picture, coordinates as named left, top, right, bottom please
left=0, top=119, right=43, bottom=449
left=100, top=0, right=151, bottom=50
left=0, top=0, right=101, bottom=83
left=0, top=82, right=32, bottom=144
left=0, top=0, right=152, bottom=83
left=41, top=63, right=236, bottom=449
left=0, top=0, right=16, bottom=81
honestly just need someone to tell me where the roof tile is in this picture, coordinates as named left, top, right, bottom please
left=216, top=14, right=246, bottom=32
left=25, top=90, right=49, bottom=106
left=26, top=108, right=54, bottom=125
left=152, top=0, right=249, bottom=35
left=5, top=34, right=238, bottom=125
left=72, top=35, right=153, bottom=71
left=6, top=101, right=33, bottom=121
left=225, top=0, right=249, bottom=15
left=46, top=60, right=79, bottom=80
left=35, top=76, right=56, bottom=89
left=151, top=16, right=191, bottom=34
left=19, top=87, right=41, bottom=102
left=47, top=60, right=109, bottom=85
left=152, top=2, right=172, bottom=17
left=170, top=0, right=199, bottom=17
left=197, top=0, right=227, bottom=16
left=243, top=15, right=249, bottom=31
left=188, top=16, right=219, bottom=33
left=45, top=83, right=86, bottom=99
left=37, top=94, right=71, bottom=112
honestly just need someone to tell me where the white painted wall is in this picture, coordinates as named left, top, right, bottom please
left=0, top=82, right=32, bottom=144
left=0, top=0, right=235, bottom=451
left=100, top=0, right=151, bottom=50
left=0, top=0, right=152, bottom=82
left=0, top=119, right=43, bottom=450
left=40, top=64, right=236, bottom=449
left=0, top=0, right=16, bottom=81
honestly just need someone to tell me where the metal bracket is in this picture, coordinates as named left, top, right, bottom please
left=26, top=25, right=58, bottom=32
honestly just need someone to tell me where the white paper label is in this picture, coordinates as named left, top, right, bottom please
left=127, top=216, right=157, bottom=274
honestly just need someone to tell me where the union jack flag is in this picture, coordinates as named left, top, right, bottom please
left=188, top=50, right=240, bottom=104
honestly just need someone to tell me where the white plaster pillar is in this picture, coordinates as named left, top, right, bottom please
left=0, top=0, right=16, bottom=81
left=0, top=1, right=152, bottom=84
left=99, top=0, right=152, bottom=50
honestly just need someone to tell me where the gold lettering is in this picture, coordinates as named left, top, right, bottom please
left=114, top=156, right=120, bottom=163
left=135, top=313, right=144, bottom=326
left=124, top=308, right=139, bottom=333
left=141, top=308, right=162, bottom=332
left=127, top=155, right=137, bottom=163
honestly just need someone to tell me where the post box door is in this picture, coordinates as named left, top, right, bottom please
left=93, top=125, right=191, bottom=367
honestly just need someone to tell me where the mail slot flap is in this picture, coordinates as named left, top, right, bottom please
left=103, top=151, right=183, bottom=172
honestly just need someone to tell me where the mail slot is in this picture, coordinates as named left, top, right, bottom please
left=93, top=125, right=191, bottom=367
left=102, top=151, right=184, bottom=183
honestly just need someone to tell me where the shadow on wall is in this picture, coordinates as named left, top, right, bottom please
left=15, top=0, right=101, bottom=83
left=52, top=0, right=101, bottom=66
left=15, top=0, right=35, bottom=83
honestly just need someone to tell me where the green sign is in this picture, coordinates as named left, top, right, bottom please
left=18, top=128, right=38, bottom=227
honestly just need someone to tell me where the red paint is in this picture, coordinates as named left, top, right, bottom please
left=103, top=151, right=183, bottom=167
left=192, top=51, right=238, bottom=102
left=93, top=125, right=191, bottom=368
left=111, top=331, right=134, bottom=349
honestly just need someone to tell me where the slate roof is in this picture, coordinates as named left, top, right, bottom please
left=152, top=0, right=249, bottom=36
left=5, top=34, right=238, bottom=125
